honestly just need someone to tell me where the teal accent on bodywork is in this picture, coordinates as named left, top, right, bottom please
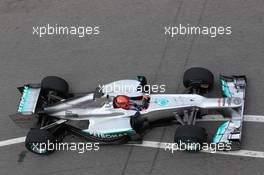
left=213, top=121, right=229, bottom=143
left=221, top=80, right=231, bottom=97
left=18, top=86, right=30, bottom=113
left=154, top=98, right=169, bottom=106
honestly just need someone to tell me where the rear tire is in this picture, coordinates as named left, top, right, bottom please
left=174, top=125, right=207, bottom=152
left=41, top=76, right=69, bottom=97
left=183, top=67, right=214, bottom=91
left=25, top=128, right=56, bottom=155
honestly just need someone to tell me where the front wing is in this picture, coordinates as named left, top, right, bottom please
left=213, top=75, right=246, bottom=150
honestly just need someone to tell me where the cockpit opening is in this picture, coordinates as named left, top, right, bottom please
left=113, top=95, right=150, bottom=111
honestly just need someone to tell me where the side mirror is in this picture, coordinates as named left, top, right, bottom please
left=93, top=87, right=104, bottom=99
left=137, top=76, right=147, bottom=86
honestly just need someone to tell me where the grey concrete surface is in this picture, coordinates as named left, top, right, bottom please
left=0, top=0, right=264, bottom=175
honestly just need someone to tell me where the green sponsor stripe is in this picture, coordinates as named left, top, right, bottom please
left=213, top=121, right=229, bottom=143
left=221, top=80, right=231, bottom=97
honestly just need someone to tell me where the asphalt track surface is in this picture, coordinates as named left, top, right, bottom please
left=0, top=0, right=264, bottom=175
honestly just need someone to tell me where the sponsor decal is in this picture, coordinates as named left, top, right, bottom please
left=86, top=130, right=133, bottom=139
left=221, top=80, right=231, bottom=97
left=154, top=98, right=169, bottom=106
left=233, top=98, right=242, bottom=105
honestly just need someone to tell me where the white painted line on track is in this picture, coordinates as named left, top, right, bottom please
left=0, top=136, right=25, bottom=147
left=197, top=115, right=264, bottom=123
left=128, top=141, right=264, bottom=159
left=201, top=149, right=264, bottom=158
left=0, top=115, right=264, bottom=159
left=1, top=137, right=264, bottom=159
left=244, top=115, right=264, bottom=122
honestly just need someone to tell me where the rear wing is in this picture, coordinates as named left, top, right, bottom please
left=213, top=75, right=246, bottom=150
left=17, top=85, right=41, bottom=114
left=9, top=84, right=41, bottom=128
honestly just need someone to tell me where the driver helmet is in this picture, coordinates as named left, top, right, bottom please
left=113, top=95, right=130, bottom=109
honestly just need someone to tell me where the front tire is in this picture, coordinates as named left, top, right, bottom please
left=25, top=128, right=56, bottom=155
left=174, top=125, right=207, bottom=152
left=183, top=67, right=214, bottom=91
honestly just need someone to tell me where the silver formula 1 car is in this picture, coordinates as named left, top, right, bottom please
left=10, top=67, right=246, bottom=154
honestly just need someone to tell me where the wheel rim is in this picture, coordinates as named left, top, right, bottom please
left=29, top=143, right=47, bottom=154
left=180, top=139, right=200, bottom=151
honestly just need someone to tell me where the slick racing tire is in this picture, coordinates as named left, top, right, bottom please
left=25, top=128, right=56, bottom=155
left=41, top=76, right=69, bottom=97
left=174, top=125, right=207, bottom=152
left=183, top=67, right=214, bottom=91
